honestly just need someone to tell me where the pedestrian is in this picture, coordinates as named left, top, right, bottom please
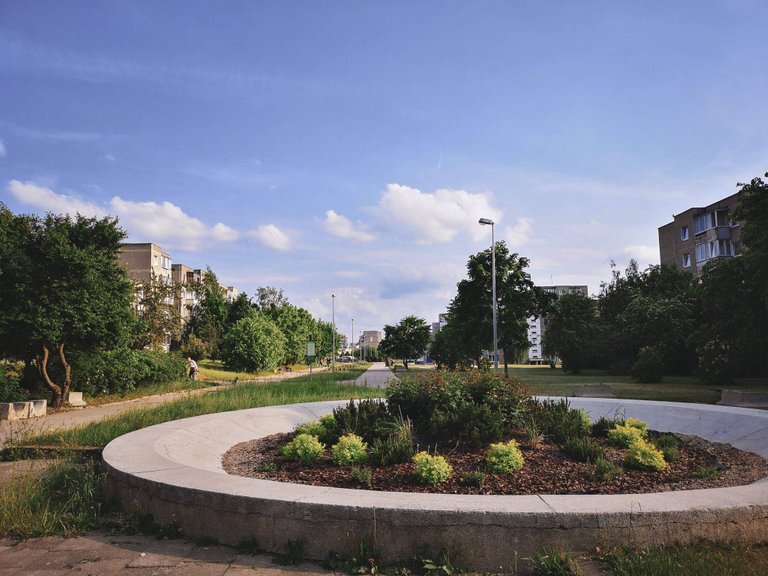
left=187, top=357, right=198, bottom=380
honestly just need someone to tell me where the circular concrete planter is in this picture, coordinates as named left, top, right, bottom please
left=103, top=399, right=768, bottom=571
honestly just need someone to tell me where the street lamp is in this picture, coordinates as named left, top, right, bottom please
left=478, top=218, right=498, bottom=371
left=332, top=294, right=336, bottom=372
left=351, top=318, right=354, bottom=359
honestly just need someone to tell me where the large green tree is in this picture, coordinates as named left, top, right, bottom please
left=544, top=292, right=598, bottom=374
left=0, top=205, right=134, bottom=406
left=184, top=268, right=228, bottom=358
left=379, top=315, right=431, bottom=369
left=220, top=312, right=286, bottom=373
left=132, top=272, right=182, bottom=350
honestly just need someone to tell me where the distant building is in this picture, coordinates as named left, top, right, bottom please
left=359, top=330, right=382, bottom=359
left=118, top=243, right=173, bottom=284
left=527, top=285, right=589, bottom=365
left=658, top=192, right=742, bottom=278
left=432, top=312, right=449, bottom=335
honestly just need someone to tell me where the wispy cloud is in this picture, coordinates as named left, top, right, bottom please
left=376, top=183, right=503, bottom=244
left=322, top=210, right=375, bottom=241
left=623, top=244, right=659, bottom=265
left=16, top=126, right=105, bottom=142
left=503, top=218, right=534, bottom=248
left=0, top=138, right=6, bottom=157
left=7, top=179, right=241, bottom=251
left=250, top=224, right=292, bottom=251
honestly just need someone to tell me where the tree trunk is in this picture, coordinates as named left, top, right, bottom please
left=37, top=343, right=71, bottom=408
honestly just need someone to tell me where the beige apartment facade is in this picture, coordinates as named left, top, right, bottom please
left=658, top=192, right=742, bottom=278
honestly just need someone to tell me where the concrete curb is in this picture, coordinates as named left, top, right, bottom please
left=103, top=398, right=768, bottom=571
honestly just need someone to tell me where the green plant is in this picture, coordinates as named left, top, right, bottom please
left=280, top=433, right=325, bottom=464
left=523, top=418, right=545, bottom=448
left=485, top=439, right=525, bottom=473
left=591, top=415, right=624, bottom=438
left=462, top=470, right=485, bottom=488
left=369, top=416, right=415, bottom=466
left=607, top=423, right=646, bottom=448
left=294, top=419, right=325, bottom=437
left=349, top=466, right=373, bottom=488
left=529, top=399, right=590, bottom=444
left=652, top=433, right=680, bottom=461
left=272, top=539, right=304, bottom=565
left=327, top=399, right=396, bottom=446
left=561, top=437, right=605, bottom=463
left=625, top=417, right=648, bottom=432
left=630, top=345, right=664, bottom=383
left=332, top=433, right=368, bottom=466
left=591, top=455, right=622, bottom=481
left=412, top=451, right=453, bottom=485
left=624, top=439, right=667, bottom=471
left=529, top=549, right=581, bottom=575
left=693, top=465, right=720, bottom=480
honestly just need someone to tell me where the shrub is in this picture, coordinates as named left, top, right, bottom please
left=220, top=314, right=286, bottom=373
left=485, top=440, right=525, bottom=473
left=625, top=417, right=648, bottom=433
left=332, top=433, right=368, bottom=466
left=652, top=433, right=680, bottom=462
left=327, top=399, right=396, bottom=446
left=630, top=346, right=664, bottom=383
left=369, top=417, right=415, bottom=466
left=562, top=438, right=605, bottom=463
left=412, top=452, right=453, bottom=485
left=295, top=420, right=325, bottom=437
left=591, top=455, right=622, bottom=481
left=591, top=415, right=624, bottom=438
left=281, top=433, right=325, bottom=464
left=349, top=466, right=373, bottom=488
left=530, top=399, right=590, bottom=444
left=624, top=439, right=667, bottom=471
left=462, top=470, right=485, bottom=488
left=0, top=364, right=29, bottom=403
left=608, top=423, right=647, bottom=448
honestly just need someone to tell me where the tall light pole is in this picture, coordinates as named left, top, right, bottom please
left=351, top=318, right=354, bottom=359
left=478, top=218, right=498, bottom=372
left=331, top=294, right=336, bottom=372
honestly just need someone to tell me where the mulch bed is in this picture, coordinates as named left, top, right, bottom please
left=221, top=432, right=768, bottom=495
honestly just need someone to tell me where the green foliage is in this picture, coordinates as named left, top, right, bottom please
left=624, top=439, right=667, bottom=471
left=378, top=315, right=431, bottom=367
left=294, top=419, right=326, bottom=437
left=485, top=439, right=525, bottom=473
left=631, top=346, right=665, bottom=383
left=369, top=417, right=415, bottom=466
left=608, top=423, right=647, bottom=448
left=387, top=371, right=532, bottom=443
left=529, top=398, right=591, bottom=445
left=280, top=433, right=325, bottom=464
left=529, top=549, right=581, bottom=575
left=591, top=455, right=622, bottom=481
left=349, top=466, right=373, bottom=488
left=332, top=433, right=368, bottom=466
left=693, top=465, right=720, bottom=480
left=544, top=292, right=598, bottom=374
left=72, top=349, right=186, bottom=396
left=562, top=437, right=605, bottom=463
left=591, top=415, right=624, bottom=438
left=462, top=470, right=485, bottom=488
left=652, top=433, right=680, bottom=461
left=325, top=399, right=396, bottom=446
left=220, top=313, right=286, bottom=373
left=0, top=363, right=29, bottom=402
left=412, top=452, right=453, bottom=485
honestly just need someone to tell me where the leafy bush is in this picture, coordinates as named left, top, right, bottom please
left=608, top=423, right=647, bottom=448
left=625, top=417, right=648, bottom=433
left=631, top=346, right=665, bottom=383
left=624, top=439, right=668, bottom=471
left=462, top=470, right=485, bottom=488
left=0, top=364, right=29, bottom=403
left=386, top=371, right=531, bottom=443
left=281, top=433, right=325, bottom=464
left=332, top=433, right=368, bottom=466
left=562, top=437, right=605, bottom=463
left=591, top=455, right=622, bottom=481
left=220, top=314, right=286, bottom=373
left=529, top=399, right=591, bottom=445
left=326, top=399, right=396, bottom=446
left=485, top=440, right=525, bottom=473
left=71, top=348, right=186, bottom=396
left=295, top=419, right=326, bottom=437
left=412, top=452, right=453, bottom=485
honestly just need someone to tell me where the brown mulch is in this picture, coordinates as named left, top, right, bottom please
left=221, top=431, right=768, bottom=495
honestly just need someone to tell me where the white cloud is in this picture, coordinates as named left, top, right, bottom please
left=250, top=224, right=291, bottom=251
left=103, top=153, right=115, bottom=162
left=623, top=244, right=660, bottom=265
left=322, top=210, right=375, bottom=241
left=503, top=217, right=533, bottom=248
left=7, top=180, right=241, bottom=251
left=8, top=179, right=105, bottom=217
left=0, top=139, right=6, bottom=157
left=376, top=183, right=503, bottom=244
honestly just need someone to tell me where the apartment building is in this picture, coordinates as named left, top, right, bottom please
left=527, top=285, right=589, bottom=364
left=118, top=243, right=173, bottom=284
left=658, top=192, right=742, bottom=278
left=359, top=330, right=382, bottom=359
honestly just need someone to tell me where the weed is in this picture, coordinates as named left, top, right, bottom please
left=529, top=549, right=581, bottom=575
left=693, top=466, right=720, bottom=480
left=272, top=539, right=304, bottom=565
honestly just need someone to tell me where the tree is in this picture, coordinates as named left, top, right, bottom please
left=220, top=312, right=286, bottom=373
left=429, top=322, right=469, bottom=370
left=448, top=241, right=550, bottom=373
left=378, top=315, right=431, bottom=369
left=734, top=173, right=768, bottom=309
left=132, top=272, right=182, bottom=350
left=544, top=292, right=597, bottom=374
left=264, top=303, right=316, bottom=366
left=184, top=268, right=228, bottom=358
left=0, top=206, right=134, bottom=406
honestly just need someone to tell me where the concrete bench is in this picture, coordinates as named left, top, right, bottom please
left=65, top=391, right=86, bottom=408
left=0, top=400, right=47, bottom=421
left=573, top=384, right=615, bottom=398
left=718, top=390, right=768, bottom=409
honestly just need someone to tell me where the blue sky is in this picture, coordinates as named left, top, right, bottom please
left=2, top=1, right=767, bottom=341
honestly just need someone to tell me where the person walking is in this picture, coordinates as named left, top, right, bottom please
left=187, top=357, right=198, bottom=380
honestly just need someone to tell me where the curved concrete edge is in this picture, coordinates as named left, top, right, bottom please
left=103, top=399, right=768, bottom=571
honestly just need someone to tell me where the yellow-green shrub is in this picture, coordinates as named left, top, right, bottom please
left=485, top=439, right=525, bottom=472
left=608, top=423, right=647, bottom=448
left=281, top=433, right=325, bottom=464
left=625, top=439, right=667, bottom=471
left=332, top=433, right=368, bottom=466
left=412, top=451, right=453, bottom=485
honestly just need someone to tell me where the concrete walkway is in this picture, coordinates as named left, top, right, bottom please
left=353, top=361, right=398, bottom=388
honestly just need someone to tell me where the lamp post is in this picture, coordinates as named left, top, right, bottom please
left=332, top=294, right=336, bottom=372
left=351, top=318, right=354, bottom=359
left=478, top=218, right=498, bottom=372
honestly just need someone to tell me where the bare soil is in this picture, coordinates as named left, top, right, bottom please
left=222, top=432, right=768, bottom=495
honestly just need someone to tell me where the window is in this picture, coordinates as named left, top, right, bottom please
left=681, top=226, right=689, bottom=241
left=683, top=253, right=691, bottom=268
left=694, top=212, right=715, bottom=234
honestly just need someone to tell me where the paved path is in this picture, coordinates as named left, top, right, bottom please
left=353, top=361, right=398, bottom=388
